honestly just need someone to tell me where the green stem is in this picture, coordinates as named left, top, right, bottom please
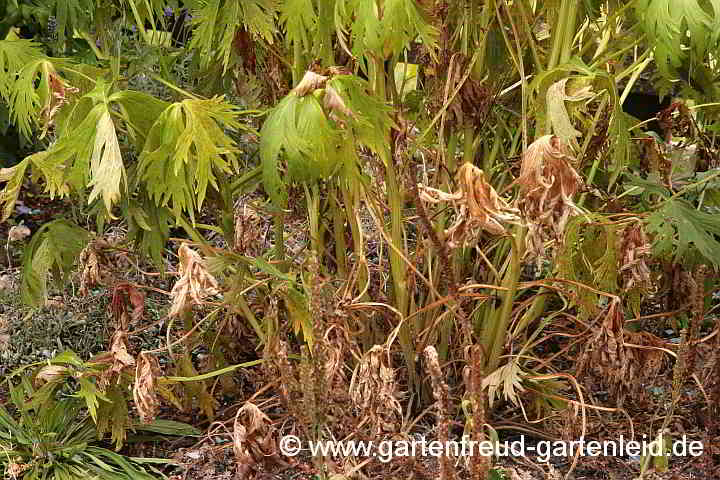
left=317, top=0, right=336, bottom=65
left=331, top=184, right=347, bottom=277
left=485, top=228, right=523, bottom=374
left=559, top=0, right=579, bottom=64
left=547, top=0, right=570, bottom=69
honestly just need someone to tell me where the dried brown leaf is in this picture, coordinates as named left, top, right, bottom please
left=8, top=225, right=30, bottom=242
left=419, top=163, right=520, bottom=247
left=39, top=72, right=79, bottom=138
left=169, top=244, right=220, bottom=317
left=349, top=345, right=402, bottom=434
left=518, top=135, right=583, bottom=260
left=133, top=353, right=160, bottom=423
left=292, top=71, right=328, bottom=97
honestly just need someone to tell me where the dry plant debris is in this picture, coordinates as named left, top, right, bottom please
left=618, top=221, right=652, bottom=290
left=349, top=345, right=403, bottom=435
left=133, top=352, right=161, bottom=423
left=7, top=225, right=30, bottom=242
left=419, top=162, right=520, bottom=247
left=517, top=135, right=583, bottom=261
left=169, top=244, right=220, bottom=317
left=233, top=402, right=290, bottom=477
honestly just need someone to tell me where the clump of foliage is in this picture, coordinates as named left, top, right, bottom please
left=0, top=361, right=174, bottom=480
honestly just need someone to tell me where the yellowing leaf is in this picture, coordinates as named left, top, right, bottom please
left=0, top=159, right=30, bottom=222
left=88, top=111, right=125, bottom=218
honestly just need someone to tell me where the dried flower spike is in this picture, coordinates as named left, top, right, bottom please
left=618, top=222, right=652, bottom=290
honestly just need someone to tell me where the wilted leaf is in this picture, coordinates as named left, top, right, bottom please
left=0, top=159, right=30, bottom=222
left=518, top=135, right=583, bottom=261
left=419, top=163, right=520, bottom=247
left=169, top=244, right=220, bottom=317
left=546, top=78, right=594, bottom=150
left=8, top=224, right=31, bottom=242
left=482, top=359, right=526, bottom=407
left=20, top=220, right=91, bottom=306
left=133, top=353, right=160, bottom=424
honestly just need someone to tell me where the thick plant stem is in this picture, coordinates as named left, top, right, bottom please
left=341, top=180, right=367, bottom=295
left=386, top=159, right=416, bottom=388
left=316, top=0, right=335, bottom=65
left=547, top=0, right=570, bottom=69
left=485, top=228, right=523, bottom=374
left=331, top=186, right=347, bottom=277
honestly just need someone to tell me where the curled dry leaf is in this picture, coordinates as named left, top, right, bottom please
left=292, top=70, right=328, bottom=97
left=133, top=353, right=160, bottom=423
left=546, top=78, right=594, bottom=150
left=40, top=72, right=79, bottom=138
left=34, top=365, right=69, bottom=384
left=575, top=299, right=629, bottom=405
left=618, top=222, right=652, bottom=290
left=324, top=85, right=354, bottom=121
left=233, top=201, right=267, bottom=257
left=8, top=224, right=31, bottom=242
left=111, top=283, right=146, bottom=327
left=169, top=244, right=220, bottom=317
left=481, top=358, right=526, bottom=407
left=233, top=402, right=290, bottom=477
left=349, top=345, right=402, bottom=434
left=79, top=243, right=102, bottom=295
left=106, top=329, right=135, bottom=383
left=518, top=135, right=583, bottom=261
left=419, top=162, right=520, bottom=247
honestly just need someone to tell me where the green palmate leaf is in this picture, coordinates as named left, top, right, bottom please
left=635, top=0, right=720, bottom=76
left=381, top=0, right=438, bottom=57
left=335, top=0, right=437, bottom=60
left=136, top=97, right=243, bottom=222
left=646, top=198, right=720, bottom=267
left=187, top=0, right=278, bottom=71
left=260, top=93, right=344, bottom=205
left=27, top=103, right=126, bottom=215
left=20, top=220, right=91, bottom=305
left=326, top=75, right=393, bottom=161
left=109, top=90, right=170, bottom=151
left=279, top=0, right=316, bottom=51
left=9, top=80, right=134, bottom=217
left=0, top=39, right=45, bottom=121
left=1, top=49, right=73, bottom=139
